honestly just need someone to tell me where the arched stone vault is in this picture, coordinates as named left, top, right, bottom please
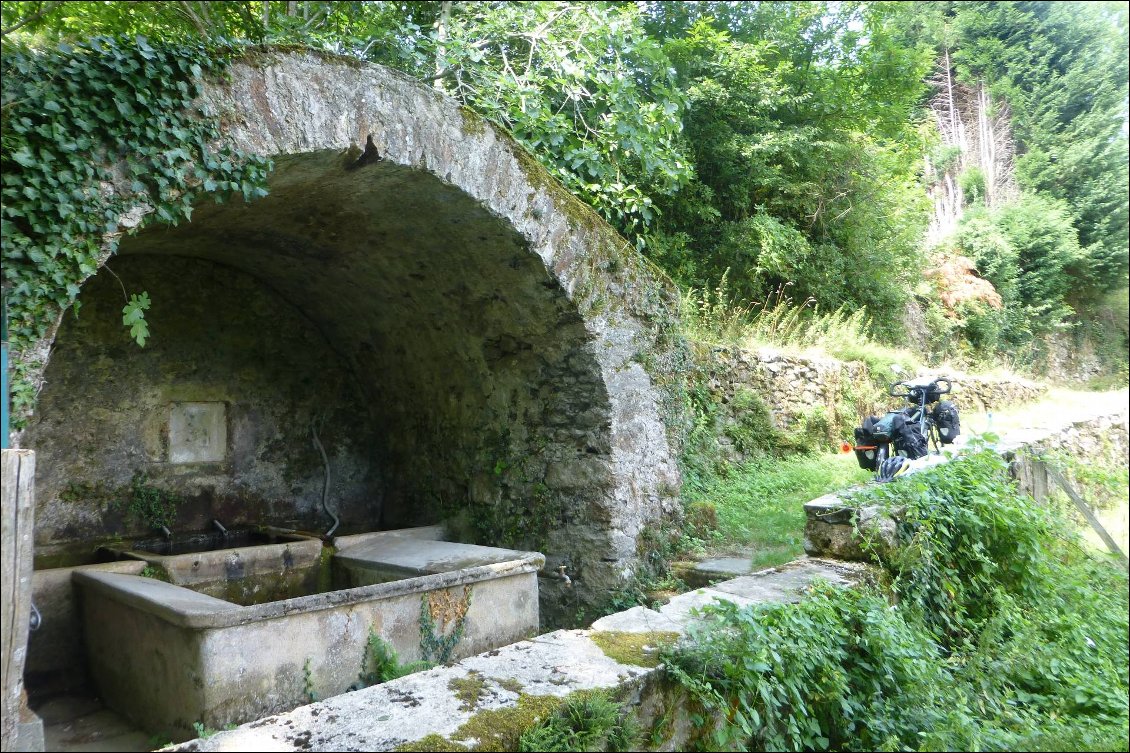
left=22, top=51, right=684, bottom=618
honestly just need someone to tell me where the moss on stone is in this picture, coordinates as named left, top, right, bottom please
left=395, top=733, right=469, bottom=752
left=458, top=106, right=487, bottom=138
left=449, top=671, right=488, bottom=712
left=589, top=631, right=680, bottom=668
left=497, top=677, right=524, bottom=694
left=451, top=693, right=563, bottom=752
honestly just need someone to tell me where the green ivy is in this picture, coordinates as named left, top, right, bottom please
left=1, top=35, right=271, bottom=425
left=419, top=587, right=473, bottom=665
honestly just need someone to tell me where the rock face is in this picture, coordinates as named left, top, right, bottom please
left=19, top=51, right=683, bottom=621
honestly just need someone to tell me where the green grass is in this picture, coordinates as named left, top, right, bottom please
left=685, top=452, right=870, bottom=568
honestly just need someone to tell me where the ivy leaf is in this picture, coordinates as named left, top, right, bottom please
left=122, top=292, right=151, bottom=347
left=12, top=148, right=37, bottom=167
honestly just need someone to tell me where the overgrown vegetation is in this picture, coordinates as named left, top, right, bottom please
left=118, top=471, right=182, bottom=530
left=356, top=631, right=432, bottom=689
left=683, top=453, right=869, bottom=570
left=667, top=450, right=1130, bottom=751
left=3, top=1, right=1124, bottom=383
left=1, top=32, right=271, bottom=425
left=518, top=691, right=638, bottom=753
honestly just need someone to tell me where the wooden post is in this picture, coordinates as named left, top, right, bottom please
left=2, top=449, right=35, bottom=751
left=1044, top=462, right=1129, bottom=570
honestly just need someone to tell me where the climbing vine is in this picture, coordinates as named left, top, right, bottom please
left=1, top=35, right=272, bottom=424
left=419, top=585, right=473, bottom=664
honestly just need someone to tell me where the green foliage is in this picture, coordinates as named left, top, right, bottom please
left=954, top=194, right=1091, bottom=363
left=670, top=449, right=1129, bottom=751
left=118, top=471, right=182, bottom=530
left=430, top=2, right=692, bottom=245
left=951, top=0, right=1130, bottom=294
left=302, top=657, right=317, bottom=702
left=357, top=630, right=432, bottom=688
left=685, top=452, right=868, bottom=569
left=139, top=564, right=169, bottom=581
left=121, top=291, right=151, bottom=347
left=645, top=2, right=932, bottom=329
left=683, top=279, right=921, bottom=379
left=1, top=33, right=271, bottom=422
left=957, top=165, right=985, bottom=205
left=518, top=691, right=638, bottom=753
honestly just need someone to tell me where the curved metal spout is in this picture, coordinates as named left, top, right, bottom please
left=212, top=519, right=228, bottom=536
left=159, top=526, right=172, bottom=540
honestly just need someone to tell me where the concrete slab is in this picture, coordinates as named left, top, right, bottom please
left=713, top=559, right=873, bottom=603
left=459, top=630, right=649, bottom=695
left=36, top=695, right=151, bottom=753
left=656, top=588, right=760, bottom=627
left=589, top=605, right=680, bottom=634
left=335, top=537, right=542, bottom=574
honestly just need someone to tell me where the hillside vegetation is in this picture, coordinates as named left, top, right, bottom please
left=3, top=1, right=1127, bottom=383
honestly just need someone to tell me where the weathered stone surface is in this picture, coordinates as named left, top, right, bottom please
left=170, top=559, right=866, bottom=752
left=698, top=344, right=1048, bottom=463
left=75, top=536, right=541, bottom=737
left=16, top=51, right=685, bottom=620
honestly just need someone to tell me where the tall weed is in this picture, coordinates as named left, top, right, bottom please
left=681, top=277, right=920, bottom=376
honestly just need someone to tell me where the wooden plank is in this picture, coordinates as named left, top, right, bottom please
left=2, top=449, right=35, bottom=751
left=1044, top=461, right=1129, bottom=570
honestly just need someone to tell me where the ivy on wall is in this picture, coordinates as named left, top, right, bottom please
left=1, top=35, right=272, bottom=425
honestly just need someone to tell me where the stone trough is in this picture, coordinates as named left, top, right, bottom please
left=70, top=526, right=542, bottom=740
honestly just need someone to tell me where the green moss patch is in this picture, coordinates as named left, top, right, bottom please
left=452, top=694, right=563, bottom=752
left=590, top=631, right=680, bottom=668
left=395, top=733, right=469, bottom=752
left=449, top=671, right=488, bottom=712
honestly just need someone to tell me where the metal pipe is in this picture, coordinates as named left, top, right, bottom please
left=212, top=518, right=228, bottom=535
left=311, top=420, right=339, bottom=538
left=159, top=526, right=172, bottom=540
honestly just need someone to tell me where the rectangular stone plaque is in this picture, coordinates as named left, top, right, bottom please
left=169, top=402, right=226, bottom=463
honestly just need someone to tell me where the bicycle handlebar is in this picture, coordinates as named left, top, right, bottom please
left=888, top=377, right=953, bottom=398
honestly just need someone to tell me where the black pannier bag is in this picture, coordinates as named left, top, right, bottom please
left=853, top=416, right=880, bottom=471
left=932, top=400, right=960, bottom=444
left=879, top=410, right=927, bottom=459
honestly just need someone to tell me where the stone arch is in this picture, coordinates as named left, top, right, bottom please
left=21, top=51, right=682, bottom=618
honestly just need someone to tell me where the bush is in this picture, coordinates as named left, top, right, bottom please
left=669, top=450, right=1130, bottom=751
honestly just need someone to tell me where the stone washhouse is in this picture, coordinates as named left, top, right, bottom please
left=16, top=51, right=686, bottom=630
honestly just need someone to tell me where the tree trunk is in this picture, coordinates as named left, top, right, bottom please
left=435, top=1, right=452, bottom=91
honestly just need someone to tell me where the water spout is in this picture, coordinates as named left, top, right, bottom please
left=556, top=565, right=572, bottom=589
left=159, top=526, right=172, bottom=540
left=212, top=518, right=228, bottom=536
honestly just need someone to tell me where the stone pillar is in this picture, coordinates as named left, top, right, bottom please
left=2, top=449, right=40, bottom=752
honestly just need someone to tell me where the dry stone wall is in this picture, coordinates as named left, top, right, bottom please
left=698, top=345, right=1048, bottom=460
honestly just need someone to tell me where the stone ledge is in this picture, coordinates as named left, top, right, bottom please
left=170, top=559, right=875, bottom=752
